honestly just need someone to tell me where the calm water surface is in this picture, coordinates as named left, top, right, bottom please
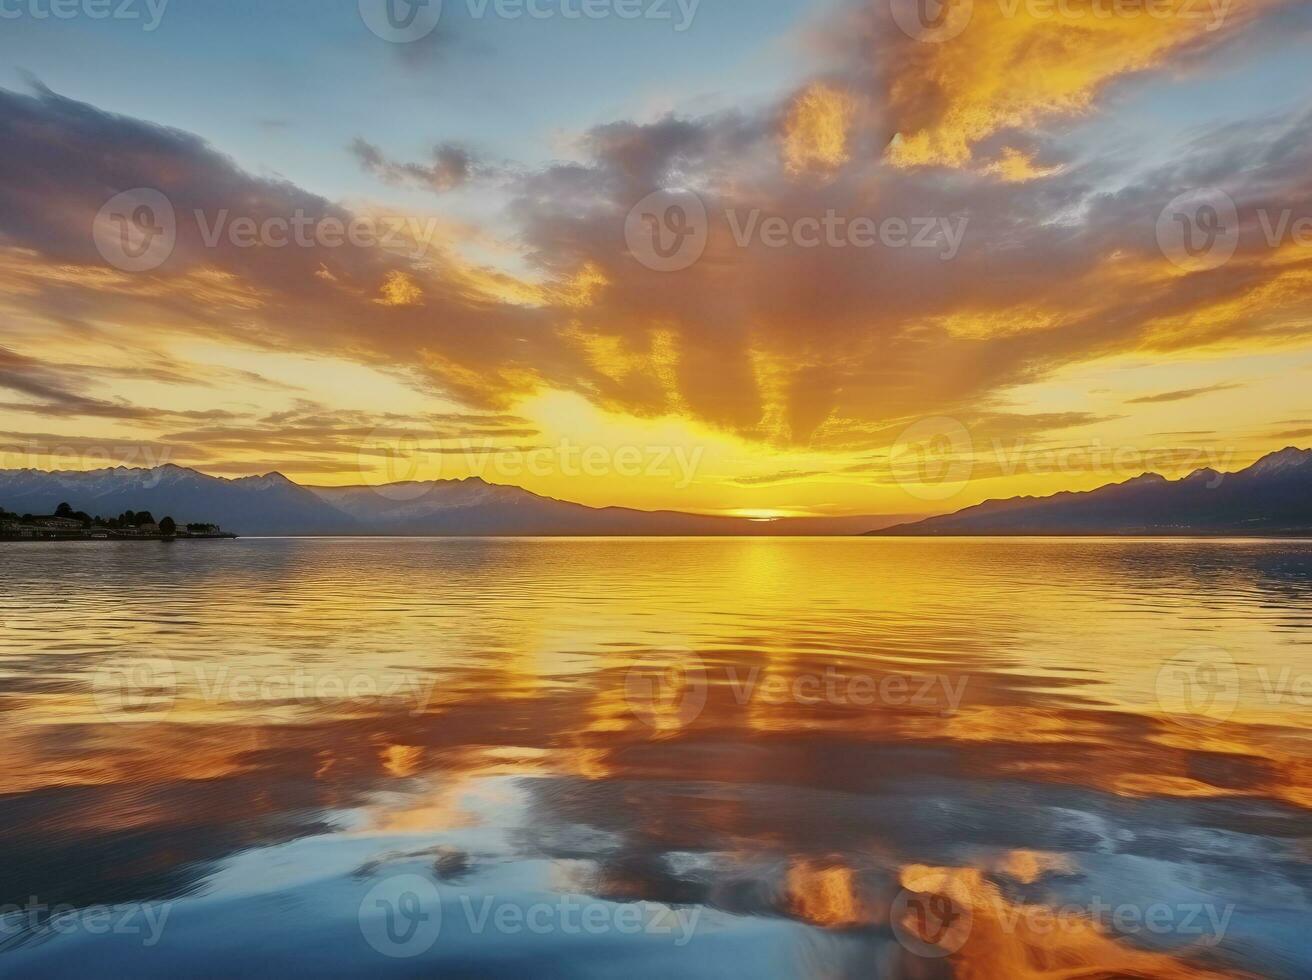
left=0, top=538, right=1309, bottom=977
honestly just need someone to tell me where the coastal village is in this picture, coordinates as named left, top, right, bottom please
left=0, top=502, right=235, bottom=541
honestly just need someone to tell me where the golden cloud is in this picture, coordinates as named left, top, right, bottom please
left=878, top=0, right=1292, bottom=169
left=782, top=83, right=857, bottom=175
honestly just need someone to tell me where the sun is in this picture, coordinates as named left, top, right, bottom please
left=723, top=509, right=791, bottom=522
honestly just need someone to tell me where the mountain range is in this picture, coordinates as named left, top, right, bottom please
left=2, top=447, right=1308, bottom=537
left=0, top=465, right=898, bottom=537
left=871, top=447, right=1312, bottom=536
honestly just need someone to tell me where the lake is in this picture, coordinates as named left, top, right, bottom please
left=0, top=538, right=1308, bottom=977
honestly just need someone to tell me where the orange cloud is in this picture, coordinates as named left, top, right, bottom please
left=981, top=146, right=1063, bottom=182
left=782, top=83, right=857, bottom=175
left=868, top=0, right=1295, bottom=169
left=376, top=269, right=423, bottom=307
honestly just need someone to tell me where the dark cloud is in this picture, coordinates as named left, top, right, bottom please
left=0, top=347, right=246, bottom=423
left=732, top=469, right=831, bottom=487
left=159, top=403, right=540, bottom=458
left=348, top=137, right=479, bottom=193
left=386, top=21, right=491, bottom=70
left=0, top=402, right=543, bottom=478
left=0, top=82, right=556, bottom=410
left=1127, top=384, right=1244, bottom=404
left=0, top=346, right=96, bottom=406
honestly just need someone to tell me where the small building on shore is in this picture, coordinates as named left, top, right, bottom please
left=2, top=512, right=233, bottom=541
left=32, top=516, right=85, bottom=530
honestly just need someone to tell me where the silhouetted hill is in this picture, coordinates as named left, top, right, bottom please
left=870, top=447, right=1312, bottom=536
left=0, top=466, right=900, bottom=536
left=0, top=465, right=357, bottom=536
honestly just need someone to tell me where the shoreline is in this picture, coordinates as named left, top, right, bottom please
left=4, top=533, right=1311, bottom=542
left=0, top=533, right=238, bottom=542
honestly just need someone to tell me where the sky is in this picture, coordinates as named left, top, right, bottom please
left=1, top=0, right=1311, bottom=519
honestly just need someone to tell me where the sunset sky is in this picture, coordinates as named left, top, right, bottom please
left=2, top=0, right=1311, bottom=518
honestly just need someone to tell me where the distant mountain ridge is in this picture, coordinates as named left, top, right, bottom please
left=0, top=465, right=356, bottom=537
left=871, top=447, right=1312, bottom=536
left=0, top=465, right=899, bottom=537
